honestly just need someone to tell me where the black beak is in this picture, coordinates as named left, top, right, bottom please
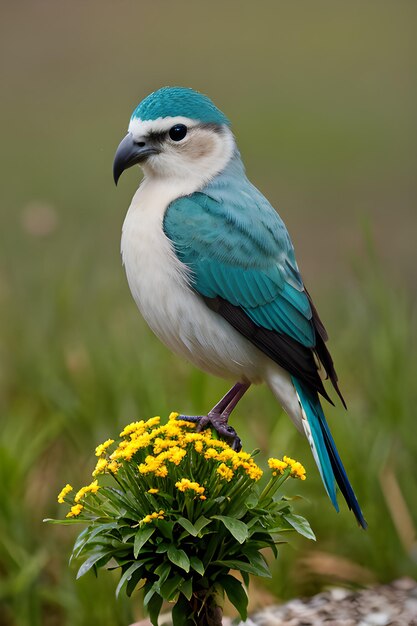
left=113, top=133, right=159, bottom=185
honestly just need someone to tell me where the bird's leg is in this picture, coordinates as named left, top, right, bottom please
left=178, top=381, right=250, bottom=451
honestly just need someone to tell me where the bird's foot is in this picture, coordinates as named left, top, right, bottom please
left=178, top=412, right=242, bottom=452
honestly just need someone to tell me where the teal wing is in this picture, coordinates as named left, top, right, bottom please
left=164, top=191, right=315, bottom=347
left=163, top=188, right=344, bottom=403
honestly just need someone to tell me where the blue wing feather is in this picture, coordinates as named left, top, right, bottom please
left=292, top=377, right=367, bottom=528
left=164, top=155, right=315, bottom=347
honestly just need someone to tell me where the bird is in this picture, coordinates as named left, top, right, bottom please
left=113, top=86, right=366, bottom=528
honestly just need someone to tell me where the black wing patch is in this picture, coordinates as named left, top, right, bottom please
left=204, top=295, right=346, bottom=408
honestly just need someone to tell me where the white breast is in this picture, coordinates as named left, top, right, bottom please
left=120, top=177, right=263, bottom=382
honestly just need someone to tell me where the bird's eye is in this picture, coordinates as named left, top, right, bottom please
left=169, top=124, right=187, bottom=141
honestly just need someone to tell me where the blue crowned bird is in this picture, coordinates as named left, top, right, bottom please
left=113, top=86, right=366, bottom=527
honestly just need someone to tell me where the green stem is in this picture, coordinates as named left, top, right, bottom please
left=259, top=468, right=291, bottom=503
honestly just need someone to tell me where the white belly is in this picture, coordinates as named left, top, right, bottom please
left=120, top=178, right=263, bottom=382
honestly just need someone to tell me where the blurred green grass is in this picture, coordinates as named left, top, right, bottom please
left=0, top=1, right=416, bottom=624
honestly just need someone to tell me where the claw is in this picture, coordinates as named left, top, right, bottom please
left=177, top=414, right=242, bottom=452
left=177, top=381, right=249, bottom=453
left=177, top=415, right=205, bottom=424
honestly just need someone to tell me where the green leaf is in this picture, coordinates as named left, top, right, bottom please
left=218, top=574, right=248, bottom=621
left=189, top=556, right=205, bottom=576
left=134, top=527, right=155, bottom=558
left=167, top=545, right=190, bottom=572
left=180, top=577, right=193, bottom=601
left=172, top=592, right=193, bottom=626
left=155, top=543, right=169, bottom=553
left=126, top=571, right=145, bottom=597
left=154, top=560, right=172, bottom=586
left=115, top=561, right=144, bottom=598
left=146, top=591, right=163, bottom=626
left=245, top=491, right=260, bottom=508
left=44, top=517, right=87, bottom=525
left=157, top=520, right=174, bottom=540
left=214, top=558, right=271, bottom=578
left=212, top=516, right=249, bottom=544
left=283, top=513, right=316, bottom=540
left=240, top=548, right=272, bottom=575
left=194, top=515, right=211, bottom=534
left=143, top=582, right=157, bottom=606
left=160, top=574, right=182, bottom=601
left=76, top=550, right=114, bottom=579
left=102, top=487, right=141, bottom=517
left=177, top=517, right=198, bottom=536
left=71, top=525, right=92, bottom=553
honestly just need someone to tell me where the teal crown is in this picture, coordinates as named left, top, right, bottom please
left=131, top=87, right=230, bottom=126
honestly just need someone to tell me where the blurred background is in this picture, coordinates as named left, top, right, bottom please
left=0, top=1, right=416, bottom=624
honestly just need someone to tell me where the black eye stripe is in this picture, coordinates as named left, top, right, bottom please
left=147, top=131, right=166, bottom=144
left=169, top=124, right=188, bottom=141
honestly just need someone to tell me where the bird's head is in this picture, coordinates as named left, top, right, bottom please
left=113, top=87, right=235, bottom=186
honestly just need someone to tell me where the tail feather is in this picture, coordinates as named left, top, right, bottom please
left=292, top=376, right=367, bottom=529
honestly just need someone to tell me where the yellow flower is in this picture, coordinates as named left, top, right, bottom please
left=268, top=456, right=306, bottom=480
left=159, top=447, right=187, bottom=466
left=216, top=449, right=236, bottom=463
left=159, top=423, right=182, bottom=439
left=92, top=457, right=108, bottom=477
left=95, top=439, right=114, bottom=457
left=148, top=488, right=159, bottom=494
left=144, top=416, right=161, bottom=429
left=119, top=421, right=146, bottom=438
left=205, top=438, right=228, bottom=450
left=217, top=463, right=234, bottom=482
left=140, top=510, right=165, bottom=524
left=194, top=441, right=203, bottom=453
left=283, top=456, right=307, bottom=480
left=155, top=465, right=168, bottom=478
left=268, top=457, right=289, bottom=476
left=107, top=460, right=120, bottom=474
left=74, top=480, right=100, bottom=503
left=109, top=440, right=128, bottom=460
left=112, top=433, right=152, bottom=461
left=152, top=437, right=179, bottom=453
left=204, top=448, right=220, bottom=460
left=57, top=484, right=73, bottom=504
left=66, top=503, right=83, bottom=518
left=175, top=478, right=205, bottom=496
left=139, top=455, right=163, bottom=474
left=242, top=462, right=263, bottom=481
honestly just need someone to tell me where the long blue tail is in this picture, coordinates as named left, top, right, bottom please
left=292, top=376, right=367, bottom=528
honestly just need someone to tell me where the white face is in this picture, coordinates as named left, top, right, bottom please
left=128, top=116, right=235, bottom=185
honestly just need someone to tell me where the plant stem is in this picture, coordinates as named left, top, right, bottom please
left=189, top=589, right=223, bottom=626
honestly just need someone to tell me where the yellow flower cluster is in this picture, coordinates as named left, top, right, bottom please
left=66, top=503, right=83, bottom=518
left=56, top=412, right=307, bottom=523
left=95, top=439, right=114, bottom=457
left=57, top=483, right=73, bottom=503
left=175, top=478, right=206, bottom=499
left=74, top=480, right=100, bottom=503
left=217, top=463, right=233, bottom=482
left=141, top=510, right=165, bottom=524
left=95, top=412, right=265, bottom=486
left=92, top=457, right=120, bottom=477
left=139, top=454, right=168, bottom=478
left=180, top=431, right=263, bottom=481
left=268, top=456, right=306, bottom=480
